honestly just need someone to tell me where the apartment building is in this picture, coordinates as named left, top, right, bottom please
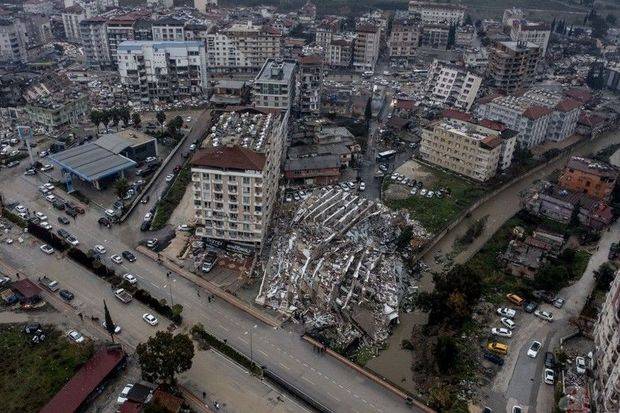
left=252, top=58, right=297, bottom=112
left=420, top=117, right=516, bottom=181
left=388, top=18, right=421, bottom=59
left=152, top=17, right=185, bottom=41
left=80, top=17, right=112, bottom=69
left=425, top=60, right=482, bottom=111
left=25, top=91, right=89, bottom=130
left=299, top=55, right=323, bottom=114
left=420, top=23, right=450, bottom=50
left=117, top=40, right=208, bottom=103
left=62, top=5, right=86, bottom=43
left=502, top=7, right=524, bottom=27
left=408, top=1, right=465, bottom=25
left=463, top=47, right=488, bottom=71
left=326, top=37, right=353, bottom=67
left=510, top=20, right=551, bottom=55
left=559, top=156, right=618, bottom=201
left=456, top=25, right=475, bottom=47
left=487, top=41, right=542, bottom=93
left=191, top=109, right=289, bottom=246
left=593, top=272, right=620, bottom=412
left=106, top=13, right=152, bottom=65
left=353, top=22, right=380, bottom=73
left=520, top=88, right=581, bottom=142
left=0, top=18, right=27, bottom=63
left=206, top=22, right=282, bottom=70
left=315, top=24, right=332, bottom=49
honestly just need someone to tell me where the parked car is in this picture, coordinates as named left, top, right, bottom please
left=98, top=217, right=112, bottom=228
left=45, top=194, right=56, bottom=203
left=40, top=221, right=52, bottom=230
left=57, top=216, right=70, bottom=225
left=117, top=384, right=133, bottom=404
left=141, top=195, right=150, bottom=204
left=24, top=168, right=36, bottom=176
left=483, top=351, right=504, bottom=366
left=59, top=289, right=74, bottom=301
left=142, top=313, right=158, bottom=326
left=523, top=301, right=538, bottom=313
left=527, top=341, right=542, bottom=358
left=544, top=351, right=556, bottom=369
left=143, top=212, right=152, bottom=221
left=487, top=342, right=508, bottom=355
left=534, top=310, right=553, bottom=322
left=43, top=183, right=55, bottom=191
left=65, top=208, right=78, bottom=218
left=52, top=200, right=64, bottom=210
left=501, top=317, right=516, bottom=329
left=122, top=273, right=138, bottom=284
left=146, top=238, right=158, bottom=249
left=122, top=250, right=136, bottom=262
left=576, top=356, right=587, bottom=374
left=553, top=297, right=565, bottom=308
left=66, top=235, right=79, bottom=246
left=67, top=330, right=85, bottom=343
left=40, top=244, right=54, bottom=254
left=93, top=244, right=107, bottom=255
left=24, top=323, right=42, bottom=334
left=544, top=368, right=555, bottom=385
left=496, top=308, right=516, bottom=318
left=177, top=224, right=191, bottom=232
left=165, top=174, right=175, bottom=183
left=110, top=254, right=122, bottom=264
left=506, top=293, right=525, bottom=306
left=102, top=321, right=122, bottom=334
left=491, top=328, right=512, bottom=338
left=39, top=164, right=53, bottom=172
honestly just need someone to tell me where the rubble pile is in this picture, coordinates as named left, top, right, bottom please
left=256, top=187, right=428, bottom=349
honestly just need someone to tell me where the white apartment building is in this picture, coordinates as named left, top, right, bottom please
left=502, top=7, right=524, bottom=27
left=510, top=20, right=551, bottom=55
left=315, top=25, right=332, bottom=48
left=80, top=17, right=112, bottom=69
left=191, top=109, right=289, bottom=246
left=463, top=48, right=488, bottom=71
left=425, top=59, right=482, bottom=112
left=252, top=58, right=297, bottom=112
left=152, top=17, right=185, bottom=41
left=520, top=88, right=581, bottom=142
left=117, top=40, right=208, bottom=103
left=353, top=22, right=380, bottom=73
left=408, top=1, right=465, bottom=25
left=456, top=25, right=475, bottom=47
left=206, top=22, right=282, bottom=70
left=147, top=0, right=173, bottom=8
left=0, top=18, right=27, bottom=63
left=420, top=118, right=516, bottom=181
left=62, top=5, right=86, bottom=43
left=326, top=37, right=352, bottom=67
left=593, top=271, right=620, bottom=412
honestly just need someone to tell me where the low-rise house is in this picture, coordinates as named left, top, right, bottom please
left=559, top=156, right=618, bottom=201
left=210, top=79, right=250, bottom=107
left=576, top=113, right=606, bottom=137
left=502, top=238, right=545, bottom=279
left=284, top=155, right=341, bottom=185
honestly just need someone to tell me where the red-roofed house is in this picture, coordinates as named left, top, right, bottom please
left=523, top=105, right=553, bottom=120
left=40, top=346, right=126, bottom=413
left=577, top=113, right=606, bottom=137
left=565, top=88, right=593, bottom=105
left=442, top=108, right=472, bottom=123
left=11, top=279, right=42, bottom=305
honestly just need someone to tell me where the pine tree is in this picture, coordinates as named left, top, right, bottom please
left=104, top=300, right=116, bottom=342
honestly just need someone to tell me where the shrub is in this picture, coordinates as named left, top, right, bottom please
left=133, top=288, right=182, bottom=324
left=3, top=209, right=27, bottom=228
left=151, top=164, right=191, bottom=230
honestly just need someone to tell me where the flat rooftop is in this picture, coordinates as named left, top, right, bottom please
left=255, top=59, right=296, bottom=84
left=206, top=110, right=278, bottom=153
left=49, top=142, right=137, bottom=182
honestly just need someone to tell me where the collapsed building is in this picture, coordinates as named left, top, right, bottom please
left=256, top=188, right=428, bottom=350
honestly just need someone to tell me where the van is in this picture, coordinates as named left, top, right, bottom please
left=487, top=342, right=508, bottom=355
left=506, top=293, right=525, bottom=306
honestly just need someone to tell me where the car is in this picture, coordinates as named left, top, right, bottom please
left=40, top=150, right=48, bottom=157
left=59, top=289, right=74, bottom=301
left=483, top=351, right=504, bottom=366
left=40, top=244, right=54, bottom=254
left=66, top=235, right=79, bottom=246
left=544, top=351, right=556, bottom=369
left=544, top=368, right=555, bottom=384
left=102, top=321, right=122, bottom=334
left=105, top=209, right=116, bottom=218
left=40, top=164, right=53, bottom=172
left=420, top=188, right=427, bottom=196
left=189, top=144, right=196, bottom=151
left=523, top=301, right=538, bottom=313
left=146, top=238, right=158, bottom=248
left=177, top=224, right=191, bottom=232
left=527, top=341, right=542, bottom=358
left=140, top=221, right=150, bottom=231
left=43, top=183, right=55, bottom=191
left=122, top=250, right=136, bottom=262
left=483, top=407, right=493, bottom=413
left=491, top=327, right=512, bottom=338
left=142, top=313, right=158, bottom=326
left=122, top=273, right=138, bottom=284
left=497, top=307, right=516, bottom=318
left=24, top=323, right=42, bottom=334
left=501, top=317, right=516, bottom=329
left=143, top=212, right=152, bottom=221
left=24, top=168, right=36, bottom=176
left=553, top=297, right=565, bottom=308
left=57, top=228, right=70, bottom=238
left=165, top=174, right=175, bottom=182
left=512, top=406, right=523, bottom=413
left=40, top=221, right=52, bottom=230
left=141, top=195, right=150, bottom=204
left=52, top=199, right=65, bottom=210
left=93, top=244, right=107, bottom=255
left=426, top=190, right=434, bottom=198
left=0, top=276, right=11, bottom=287
left=487, top=342, right=508, bottom=355
left=359, top=182, right=366, bottom=191
left=45, top=194, right=56, bottom=203
left=38, top=185, right=49, bottom=195
left=98, top=217, right=111, bottom=228
left=65, top=207, right=78, bottom=217
left=117, top=384, right=133, bottom=404
left=67, top=330, right=85, bottom=343
left=6, top=160, right=19, bottom=168
left=534, top=310, right=553, bottom=322
left=15, top=204, right=27, bottom=214
left=410, top=188, right=418, bottom=195
left=506, top=293, right=525, bottom=306
left=576, top=356, right=587, bottom=374
left=110, top=254, right=122, bottom=264
left=57, top=216, right=70, bottom=225
left=145, top=156, right=157, bottom=164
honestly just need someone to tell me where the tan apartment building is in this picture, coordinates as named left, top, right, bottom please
left=388, top=17, right=420, bottom=59
left=487, top=41, right=542, bottom=93
left=353, top=22, right=380, bottom=73
left=191, top=109, right=289, bottom=246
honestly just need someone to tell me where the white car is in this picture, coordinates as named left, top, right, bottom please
left=105, top=209, right=116, bottom=218
left=66, top=235, right=79, bottom=246
left=35, top=212, right=47, bottom=221
left=93, top=244, right=107, bottom=254
left=116, top=384, right=133, bottom=404
left=427, top=191, right=434, bottom=198
left=142, top=313, right=158, bottom=326
left=527, top=341, right=542, bottom=358
left=102, top=321, right=122, bottom=334
left=40, top=164, right=53, bottom=172
left=177, top=224, right=191, bottom=232
left=497, top=307, right=516, bottom=318
left=40, top=222, right=52, bottom=230
left=40, top=150, right=48, bottom=157
left=110, top=254, right=122, bottom=264
left=501, top=317, right=516, bottom=329
left=189, top=144, right=196, bottom=151
left=576, top=356, right=587, bottom=374
left=491, top=327, right=512, bottom=338
left=15, top=205, right=26, bottom=214
left=359, top=182, right=366, bottom=191
left=67, top=330, right=85, bottom=343
left=420, top=188, right=428, bottom=196
left=534, top=310, right=553, bottom=322
left=45, top=194, right=56, bottom=203
left=544, top=368, right=555, bottom=385
left=40, top=244, right=54, bottom=254
left=165, top=174, right=175, bottom=182
left=410, top=188, right=418, bottom=195
left=143, top=212, right=152, bottom=221
left=122, top=273, right=137, bottom=284
left=43, top=183, right=55, bottom=191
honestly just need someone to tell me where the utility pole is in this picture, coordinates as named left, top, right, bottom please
left=17, top=126, right=35, bottom=166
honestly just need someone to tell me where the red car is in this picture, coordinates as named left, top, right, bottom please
left=173, top=165, right=182, bottom=173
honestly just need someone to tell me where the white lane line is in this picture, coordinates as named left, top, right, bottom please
left=238, top=337, right=248, bottom=344
left=327, top=392, right=341, bottom=402
left=258, top=349, right=269, bottom=357
left=278, top=362, right=289, bottom=370
left=301, top=376, right=314, bottom=385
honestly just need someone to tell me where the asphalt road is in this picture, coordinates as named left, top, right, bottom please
left=0, top=163, right=417, bottom=412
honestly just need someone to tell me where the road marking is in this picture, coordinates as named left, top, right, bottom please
left=238, top=337, right=248, bottom=344
left=327, top=392, right=341, bottom=402
left=258, top=349, right=268, bottom=357
left=278, top=362, right=289, bottom=370
left=301, top=376, right=314, bottom=385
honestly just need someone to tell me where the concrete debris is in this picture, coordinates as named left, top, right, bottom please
left=256, top=187, right=429, bottom=349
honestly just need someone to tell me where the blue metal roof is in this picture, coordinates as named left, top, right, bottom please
left=48, top=143, right=136, bottom=182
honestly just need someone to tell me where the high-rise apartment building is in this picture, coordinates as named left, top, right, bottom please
left=117, top=40, right=208, bottom=103
left=298, top=55, right=323, bottom=114
left=152, top=17, right=185, bottom=41
left=593, top=271, right=620, bottom=412
left=425, top=60, right=482, bottom=111
left=191, top=109, right=289, bottom=246
left=252, top=58, right=297, bottom=112
left=326, top=37, right=352, bottom=67
left=408, top=1, right=465, bottom=25
left=106, top=13, right=152, bottom=65
left=487, top=41, right=542, bottom=93
left=510, top=20, right=550, bottom=55
left=388, top=18, right=421, bottom=59
left=62, top=5, right=86, bottom=43
left=353, top=22, right=380, bottom=73
left=80, top=17, right=112, bottom=69
left=0, top=18, right=27, bottom=63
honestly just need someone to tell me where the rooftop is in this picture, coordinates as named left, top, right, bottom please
left=566, top=156, right=618, bottom=179
left=191, top=146, right=266, bottom=172
left=118, top=40, right=204, bottom=51
left=498, top=40, right=540, bottom=52
left=205, top=110, right=278, bottom=152
left=255, top=59, right=297, bottom=84
left=97, top=129, right=155, bottom=153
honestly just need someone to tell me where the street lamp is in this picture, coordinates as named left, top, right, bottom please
left=245, top=324, right=258, bottom=370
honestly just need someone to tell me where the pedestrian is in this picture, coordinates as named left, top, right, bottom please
left=202, top=391, right=206, bottom=399
left=16, top=272, right=20, bottom=279
left=197, top=290, right=200, bottom=297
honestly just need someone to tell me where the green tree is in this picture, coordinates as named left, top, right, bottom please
left=103, top=299, right=116, bottom=342
left=395, top=226, right=413, bottom=250
left=592, top=15, right=609, bottom=39
left=534, top=263, right=566, bottom=291
left=156, top=111, right=167, bottom=130
left=464, top=14, right=473, bottom=26
left=594, top=262, right=616, bottom=291
left=132, top=112, right=142, bottom=128
left=136, top=331, right=195, bottom=384
left=110, top=108, right=120, bottom=130
left=100, top=110, right=111, bottom=131
left=119, top=106, right=131, bottom=127
left=90, top=110, right=103, bottom=132
left=114, top=177, right=130, bottom=199
left=434, top=335, right=459, bottom=374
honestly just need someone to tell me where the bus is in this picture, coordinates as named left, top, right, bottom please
left=376, top=150, right=397, bottom=161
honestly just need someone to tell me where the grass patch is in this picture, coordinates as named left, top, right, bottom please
left=386, top=166, right=485, bottom=233
left=152, top=164, right=191, bottom=230
left=351, top=345, right=376, bottom=366
left=0, top=324, right=94, bottom=413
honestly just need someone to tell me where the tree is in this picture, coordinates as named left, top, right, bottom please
left=110, top=108, right=120, bottom=131
left=156, top=111, right=167, bottom=130
left=132, top=112, right=142, bottom=128
left=136, top=331, right=195, bottom=384
left=103, top=299, right=116, bottom=342
left=90, top=110, right=103, bottom=132
left=591, top=15, right=609, bottom=39
left=464, top=14, right=473, bottom=26
left=534, top=263, right=566, bottom=291
left=395, top=226, right=413, bottom=251
left=594, top=262, right=616, bottom=291
left=434, top=335, right=459, bottom=374
left=114, top=177, right=130, bottom=199
left=119, top=106, right=131, bottom=127
left=100, top=110, right=111, bottom=131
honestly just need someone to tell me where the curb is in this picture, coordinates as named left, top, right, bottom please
left=301, top=335, right=435, bottom=413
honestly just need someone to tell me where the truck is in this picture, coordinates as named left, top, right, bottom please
left=114, top=288, right=133, bottom=304
left=38, top=276, right=59, bottom=292
left=201, top=251, right=218, bottom=273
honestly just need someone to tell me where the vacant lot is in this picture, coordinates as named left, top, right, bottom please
left=384, top=161, right=486, bottom=233
left=0, top=324, right=94, bottom=413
